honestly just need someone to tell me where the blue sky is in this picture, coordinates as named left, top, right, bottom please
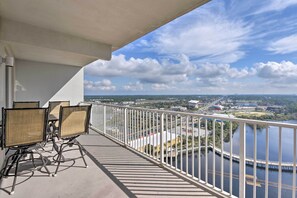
left=84, top=0, right=297, bottom=95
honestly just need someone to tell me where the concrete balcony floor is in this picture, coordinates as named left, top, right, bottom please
left=0, top=130, right=219, bottom=198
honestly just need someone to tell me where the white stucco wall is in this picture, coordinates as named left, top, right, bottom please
left=14, top=59, right=84, bottom=107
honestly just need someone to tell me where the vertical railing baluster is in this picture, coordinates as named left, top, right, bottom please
left=229, top=122, right=233, bottom=196
left=138, top=110, right=141, bottom=151
left=170, top=115, right=173, bottom=167
left=139, top=110, right=144, bottom=151
left=160, top=113, right=164, bottom=165
left=278, top=127, right=282, bottom=198
left=153, top=113, right=155, bottom=159
left=156, top=113, right=159, bottom=160
left=114, top=108, right=116, bottom=138
left=128, top=109, right=130, bottom=144
left=239, top=122, right=246, bottom=198
left=119, top=109, right=121, bottom=140
left=146, top=111, right=148, bottom=155
left=175, top=115, right=178, bottom=170
left=137, top=110, right=141, bottom=151
left=124, top=108, right=127, bottom=145
left=180, top=116, right=183, bottom=173
left=166, top=114, right=168, bottom=165
left=253, top=124, right=257, bottom=198
left=192, top=116, right=194, bottom=178
left=198, top=118, right=201, bottom=182
left=131, top=110, right=133, bottom=147
left=149, top=112, right=152, bottom=156
left=293, top=128, right=296, bottom=198
left=186, top=116, right=189, bottom=175
left=103, top=106, right=106, bottom=135
left=221, top=120, right=224, bottom=192
left=213, top=119, right=216, bottom=187
left=265, top=127, right=269, bottom=198
left=134, top=110, right=136, bottom=146
left=142, top=111, right=144, bottom=153
left=205, top=119, right=208, bottom=183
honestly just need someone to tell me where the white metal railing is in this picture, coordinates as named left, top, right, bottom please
left=89, top=103, right=297, bottom=198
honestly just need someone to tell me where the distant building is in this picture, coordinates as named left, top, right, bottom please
left=209, top=105, right=224, bottom=111
left=255, top=107, right=265, bottom=112
left=188, top=100, right=199, bottom=109
left=129, top=131, right=178, bottom=152
left=267, top=106, right=284, bottom=113
left=236, top=102, right=257, bottom=107
left=122, top=101, right=135, bottom=105
left=171, top=106, right=187, bottom=112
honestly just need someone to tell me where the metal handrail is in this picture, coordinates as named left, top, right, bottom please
left=90, top=103, right=297, bottom=198
left=90, top=103, right=297, bottom=129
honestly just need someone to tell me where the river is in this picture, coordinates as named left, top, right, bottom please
left=173, top=120, right=297, bottom=197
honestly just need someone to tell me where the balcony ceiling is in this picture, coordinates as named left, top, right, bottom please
left=0, top=0, right=208, bottom=66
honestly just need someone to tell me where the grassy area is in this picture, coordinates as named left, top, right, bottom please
left=234, top=111, right=273, bottom=118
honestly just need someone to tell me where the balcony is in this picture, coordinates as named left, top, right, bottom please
left=0, top=126, right=220, bottom=197
left=1, top=103, right=297, bottom=197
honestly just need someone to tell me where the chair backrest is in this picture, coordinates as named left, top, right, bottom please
left=1, top=108, right=47, bottom=148
left=58, top=105, right=91, bottom=139
left=48, top=101, right=70, bottom=118
left=13, top=101, right=40, bottom=108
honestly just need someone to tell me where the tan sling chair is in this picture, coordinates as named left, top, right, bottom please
left=13, top=101, right=40, bottom=108
left=53, top=105, right=91, bottom=176
left=0, top=108, right=51, bottom=195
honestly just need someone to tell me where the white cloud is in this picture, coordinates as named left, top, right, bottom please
left=85, top=54, right=193, bottom=85
left=123, top=82, right=144, bottom=91
left=84, top=80, right=116, bottom=91
left=254, top=61, right=297, bottom=79
left=256, top=0, right=297, bottom=13
left=195, top=63, right=250, bottom=79
left=252, top=61, right=297, bottom=88
left=85, top=54, right=251, bottom=89
left=151, top=83, right=170, bottom=91
left=143, top=5, right=252, bottom=64
left=267, top=34, right=297, bottom=54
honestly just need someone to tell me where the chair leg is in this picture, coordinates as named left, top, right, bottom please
left=41, top=156, right=51, bottom=176
left=0, top=154, right=14, bottom=179
left=34, top=150, right=51, bottom=176
left=54, top=144, right=64, bottom=177
left=76, top=142, right=87, bottom=168
left=5, top=151, right=20, bottom=176
left=10, top=154, right=23, bottom=195
left=30, top=152, right=36, bottom=169
left=5, top=148, right=10, bottom=155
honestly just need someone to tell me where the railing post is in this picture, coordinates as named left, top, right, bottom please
left=103, top=106, right=106, bottom=135
left=160, top=113, right=164, bottom=165
left=124, top=108, right=127, bottom=146
left=89, top=105, right=93, bottom=126
left=239, top=122, right=246, bottom=198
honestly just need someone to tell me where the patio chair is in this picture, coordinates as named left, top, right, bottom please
left=13, top=101, right=40, bottom=108
left=47, top=101, right=70, bottom=132
left=48, top=101, right=70, bottom=119
left=54, top=105, right=91, bottom=176
left=0, top=108, right=51, bottom=195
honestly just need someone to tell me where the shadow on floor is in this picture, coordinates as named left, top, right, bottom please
left=80, top=131, right=217, bottom=198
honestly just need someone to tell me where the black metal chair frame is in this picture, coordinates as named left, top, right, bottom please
left=54, top=105, right=91, bottom=176
left=0, top=107, right=51, bottom=195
